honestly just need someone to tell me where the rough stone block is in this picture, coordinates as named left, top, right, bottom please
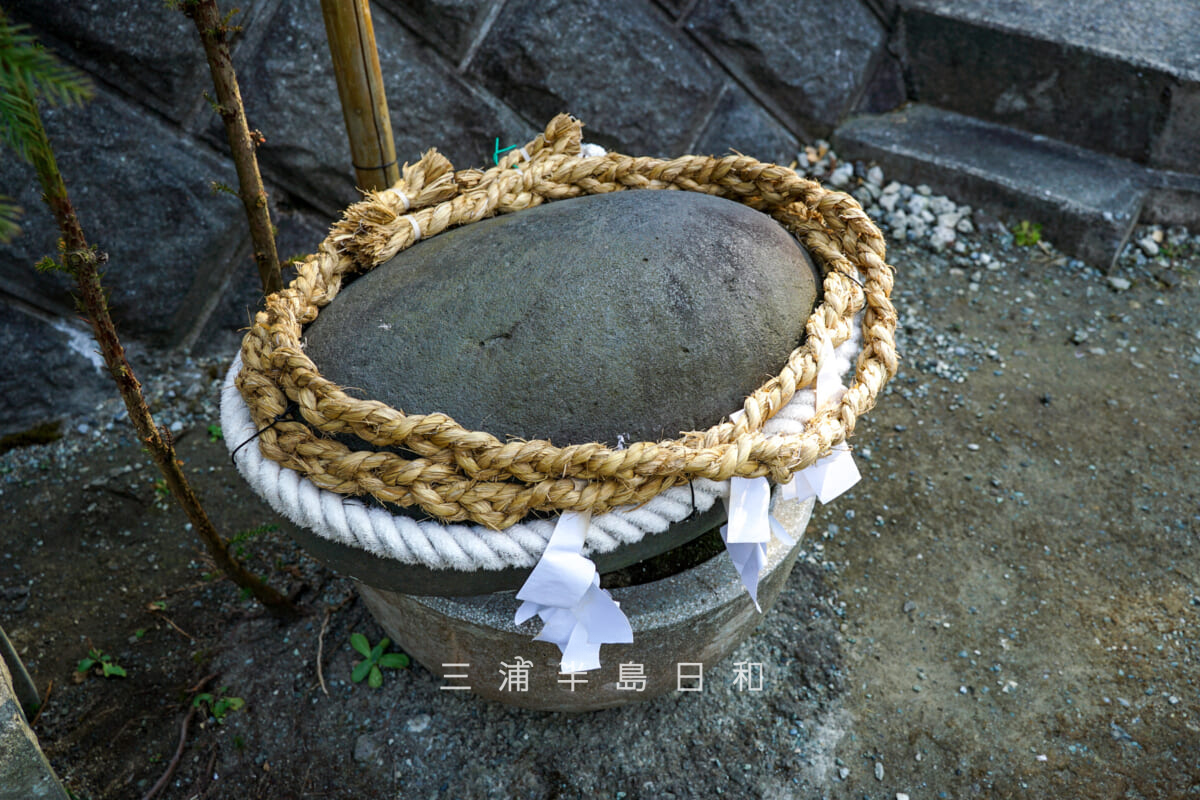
left=303, top=191, right=820, bottom=447
left=654, top=0, right=689, bottom=16
left=855, top=48, right=906, bottom=115
left=374, top=0, right=498, bottom=64
left=191, top=200, right=331, bottom=358
left=686, top=0, right=887, bottom=136
left=468, top=0, right=722, bottom=155
left=693, top=86, right=801, bottom=165
left=1152, top=84, right=1200, bottom=174
left=226, top=0, right=534, bottom=216
left=1141, top=172, right=1200, bottom=228
left=898, top=0, right=1199, bottom=166
left=834, top=104, right=1146, bottom=271
left=0, top=87, right=245, bottom=346
left=0, top=307, right=115, bottom=439
left=0, top=644, right=69, bottom=800
left=7, top=0, right=208, bottom=122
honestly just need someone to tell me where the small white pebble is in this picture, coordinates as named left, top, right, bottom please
left=967, top=443, right=980, bottom=451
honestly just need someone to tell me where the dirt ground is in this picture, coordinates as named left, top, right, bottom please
left=1, top=227, right=1198, bottom=799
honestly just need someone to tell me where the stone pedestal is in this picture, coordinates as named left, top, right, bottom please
left=0, top=642, right=68, bottom=800
left=357, top=495, right=813, bottom=712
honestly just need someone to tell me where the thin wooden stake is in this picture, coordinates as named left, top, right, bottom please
left=320, top=0, right=400, bottom=191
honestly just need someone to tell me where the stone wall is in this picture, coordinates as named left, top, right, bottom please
left=0, top=0, right=893, bottom=438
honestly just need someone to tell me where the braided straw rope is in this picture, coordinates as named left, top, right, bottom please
left=236, top=114, right=898, bottom=530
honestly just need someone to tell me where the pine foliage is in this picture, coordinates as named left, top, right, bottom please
left=0, top=8, right=93, bottom=238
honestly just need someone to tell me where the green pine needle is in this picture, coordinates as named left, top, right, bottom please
left=0, top=194, right=20, bottom=242
left=0, top=10, right=94, bottom=166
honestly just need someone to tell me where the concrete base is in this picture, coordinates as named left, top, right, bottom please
left=357, top=495, right=814, bottom=712
left=0, top=646, right=68, bottom=800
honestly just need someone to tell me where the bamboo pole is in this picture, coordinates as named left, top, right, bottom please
left=320, top=0, right=400, bottom=191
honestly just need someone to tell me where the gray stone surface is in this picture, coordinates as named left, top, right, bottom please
left=834, top=104, right=1147, bottom=271
left=190, top=200, right=331, bottom=357
left=686, top=0, right=887, bottom=136
left=226, top=0, right=533, bottom=217
left=693, top=85, right=801, bottom=165
left=1152, top=84, right=1200, bottom=174
left=8, top=0, right=209, bottom=123
left=303, top=190, right=820, bottom=447
left=0, top=629, right=38, bottom=722
left=226, top=0, right=537, bottom=215
left=654, top=0, right=690, bottom=15
left=376, top=0, right=498, bottom=64
left=897, top=1, right=1196, bottom=167
left=357, top=495, right=813, bottom=711
left=0, top=307, right=118, bottom=439
left=0, top=650, right=68, bottom=800
left=899, top=0, right=1200, bottom=80
left=0, top=88, right=245, bottom=346
left=469, top=0, right=722, bottom=156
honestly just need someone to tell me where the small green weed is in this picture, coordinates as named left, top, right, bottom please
left=193, top=687, right=245, bottom=723
left=153, top=477, right=170, bottom=499
left=77, top=648, right=126, bottom=678
left=350, top=633, right=410, bottom=688
left=1012, top=220, right=1043, bottom=247
left=1158, top=240, right=1192, bottom=261
left=207, top=423, right=223, bottom=442
left=229, top=522, right=278, bottom=558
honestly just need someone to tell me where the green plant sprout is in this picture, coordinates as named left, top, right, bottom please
left=192, top=687, right=245, bottom=723
left=207, top=423, right=223, bottom=442
left=350, top=633, right=410, bottom=688
left=153, top=478, right=170, bottom=498
left=1012, top=220, right=1043, bottom=247
left=228, top=522, right=278, bottom=558
left=76, top=648, right=126, bottom=678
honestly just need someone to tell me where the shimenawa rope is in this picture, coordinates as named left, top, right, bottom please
left=233, top=114, right=897, bottom=530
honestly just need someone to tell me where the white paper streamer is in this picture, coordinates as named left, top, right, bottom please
left=720, top=477, right=797, bottom=611
left=721, top=336, right=863, bottom=607
left=780, top=446, right=861, bottom=504
left=514, top=510, right=633, bottom=672
left=780, top=335, right=862, bottom=505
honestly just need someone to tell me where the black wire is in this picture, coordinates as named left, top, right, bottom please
left=230, top=401, right=299, bottom=466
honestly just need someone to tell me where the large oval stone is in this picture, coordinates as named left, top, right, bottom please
left=304, top=190, right=820, bottom=447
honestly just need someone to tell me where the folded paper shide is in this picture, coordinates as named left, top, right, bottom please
left=223, top=114, right=897, bottom=684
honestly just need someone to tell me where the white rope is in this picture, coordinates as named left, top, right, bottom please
left=222, top=298, right=861, bottom=574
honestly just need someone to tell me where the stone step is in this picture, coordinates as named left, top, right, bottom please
left=1, top=643, right=69, bottom=800
left=833, top=104, right=1147, bottom=270
left=895, top=0, right=1200, bottom=173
